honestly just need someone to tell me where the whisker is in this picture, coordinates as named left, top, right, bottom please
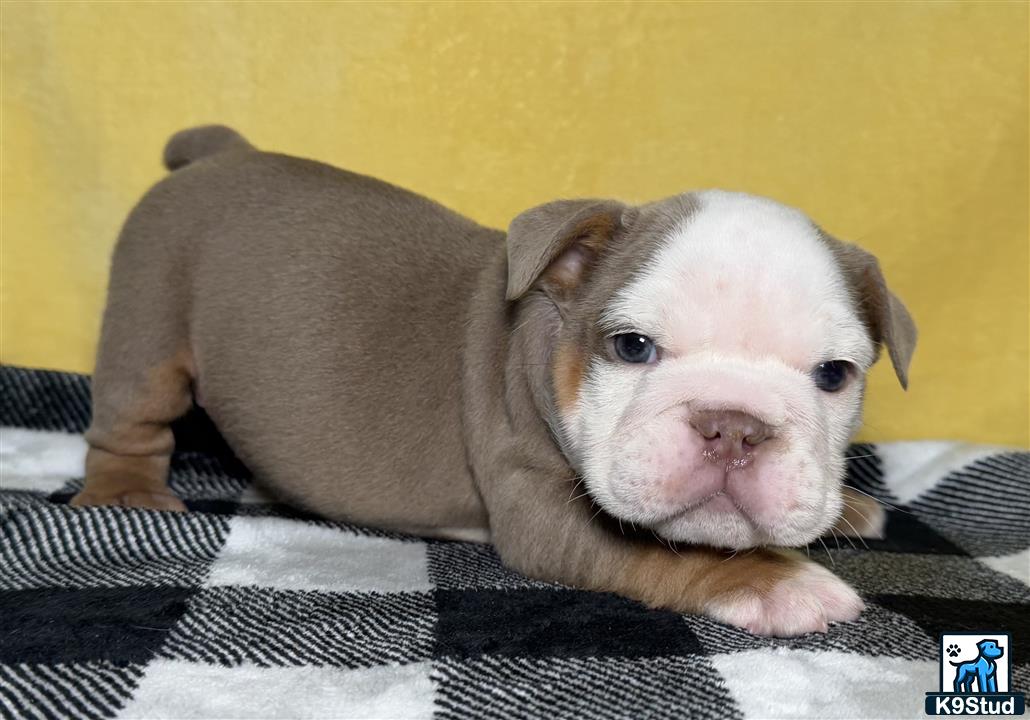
left=509, top=315, right=538, bottom=336
left=832, top=526, right=856, bottom=551
left=566, top=477, right=584, bottom=502
left=842, top=499, right=873, bottom=528
left=845, top=485, right=913, bottom=516
left=841, top=501, right=878, bottom=549
left=818, top=538, right=835, bottom=567
left=839, top=515, right=871, bottom=551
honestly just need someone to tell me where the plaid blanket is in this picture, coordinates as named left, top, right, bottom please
left=1, top=365, right=1028, bottom=720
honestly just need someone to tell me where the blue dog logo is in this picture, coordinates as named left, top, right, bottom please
left=951, top=639, right=1004, bottom=694
left=926, top=632, right=1025, bottom=715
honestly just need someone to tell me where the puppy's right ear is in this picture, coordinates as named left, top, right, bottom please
left=505, top=199, right=632, bottom=301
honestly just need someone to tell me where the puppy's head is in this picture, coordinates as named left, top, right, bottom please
left=506, top=190, right=916, bottom=550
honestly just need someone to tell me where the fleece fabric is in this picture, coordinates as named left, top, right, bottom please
left=1, top=366, right=1028, bottom=719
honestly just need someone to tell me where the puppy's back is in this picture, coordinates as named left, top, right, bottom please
left=99, top=129, right=499, bottom=529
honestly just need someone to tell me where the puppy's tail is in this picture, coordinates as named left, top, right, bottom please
left=163, top=125, right=254, bottom=171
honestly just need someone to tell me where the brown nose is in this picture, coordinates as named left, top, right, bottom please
left=689, top=410, right=772, bottom=462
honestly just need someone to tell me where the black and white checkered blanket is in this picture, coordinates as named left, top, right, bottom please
left=2, top=365, right=1028, bottom=719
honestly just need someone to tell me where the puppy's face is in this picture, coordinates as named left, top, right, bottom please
left=507, top=191, right=916, bottom=550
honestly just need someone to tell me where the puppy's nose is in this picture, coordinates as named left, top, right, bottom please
left=689, top=410, right=771, bottom=463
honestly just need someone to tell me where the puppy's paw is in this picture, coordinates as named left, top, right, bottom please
left=70, top=489, right=187, bottom=513
left=834, top=486, right=887, bottom=539
left=705, top=561, right=864, bottom=637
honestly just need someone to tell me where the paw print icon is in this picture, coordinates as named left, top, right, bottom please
left=946, top=643, right=962, bottom=658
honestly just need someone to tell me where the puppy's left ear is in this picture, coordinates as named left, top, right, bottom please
left=505, top=199, right=632, bottom=301
left=829, top=240, right=918, bottom=389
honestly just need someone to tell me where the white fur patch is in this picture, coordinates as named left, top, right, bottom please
left=562, top=191, right=875, bottom=549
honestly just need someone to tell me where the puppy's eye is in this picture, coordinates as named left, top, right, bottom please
left=612, top=333, right=657, bottom=364
left=812, top=360, right=852, bottom=392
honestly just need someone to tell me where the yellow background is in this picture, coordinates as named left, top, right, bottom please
left=2, top=2, right=1027, bottom=446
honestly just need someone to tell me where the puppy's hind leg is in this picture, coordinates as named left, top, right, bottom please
left=74, top=352, right=193, bottom=512
left=72, top=214, right=195, bottom=512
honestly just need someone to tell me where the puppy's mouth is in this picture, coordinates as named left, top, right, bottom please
left=652, top=489, right=759, bottom=527
left=593, top=472, right=837, bottom=550
left=604, top=461, right=772, bottom=529
left=659, top=490, right=837, bottom=550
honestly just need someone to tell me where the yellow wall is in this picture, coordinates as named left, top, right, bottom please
left=2, top=2, right=1027, bottom=446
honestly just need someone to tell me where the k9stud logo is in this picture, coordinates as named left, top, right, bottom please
left=925, top=632, right=1025, bottom=715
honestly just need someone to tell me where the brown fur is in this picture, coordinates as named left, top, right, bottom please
left=616, top=544, right=803, bottom=613
left=552, top=342, right=586, bottom=414
left=78, top=126, right=909, bottom=634
left=74, top=347, right=194, bottom=511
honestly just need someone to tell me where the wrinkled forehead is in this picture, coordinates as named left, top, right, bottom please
left=602, top=191, right=874, bottom=369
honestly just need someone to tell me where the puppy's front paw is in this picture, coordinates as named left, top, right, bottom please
left=70, top=489, right=187, bottom=512
left=705, top=561, right=864, bottom=637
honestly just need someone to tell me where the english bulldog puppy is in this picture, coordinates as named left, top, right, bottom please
left=73, top=126, right=916, bottom=637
